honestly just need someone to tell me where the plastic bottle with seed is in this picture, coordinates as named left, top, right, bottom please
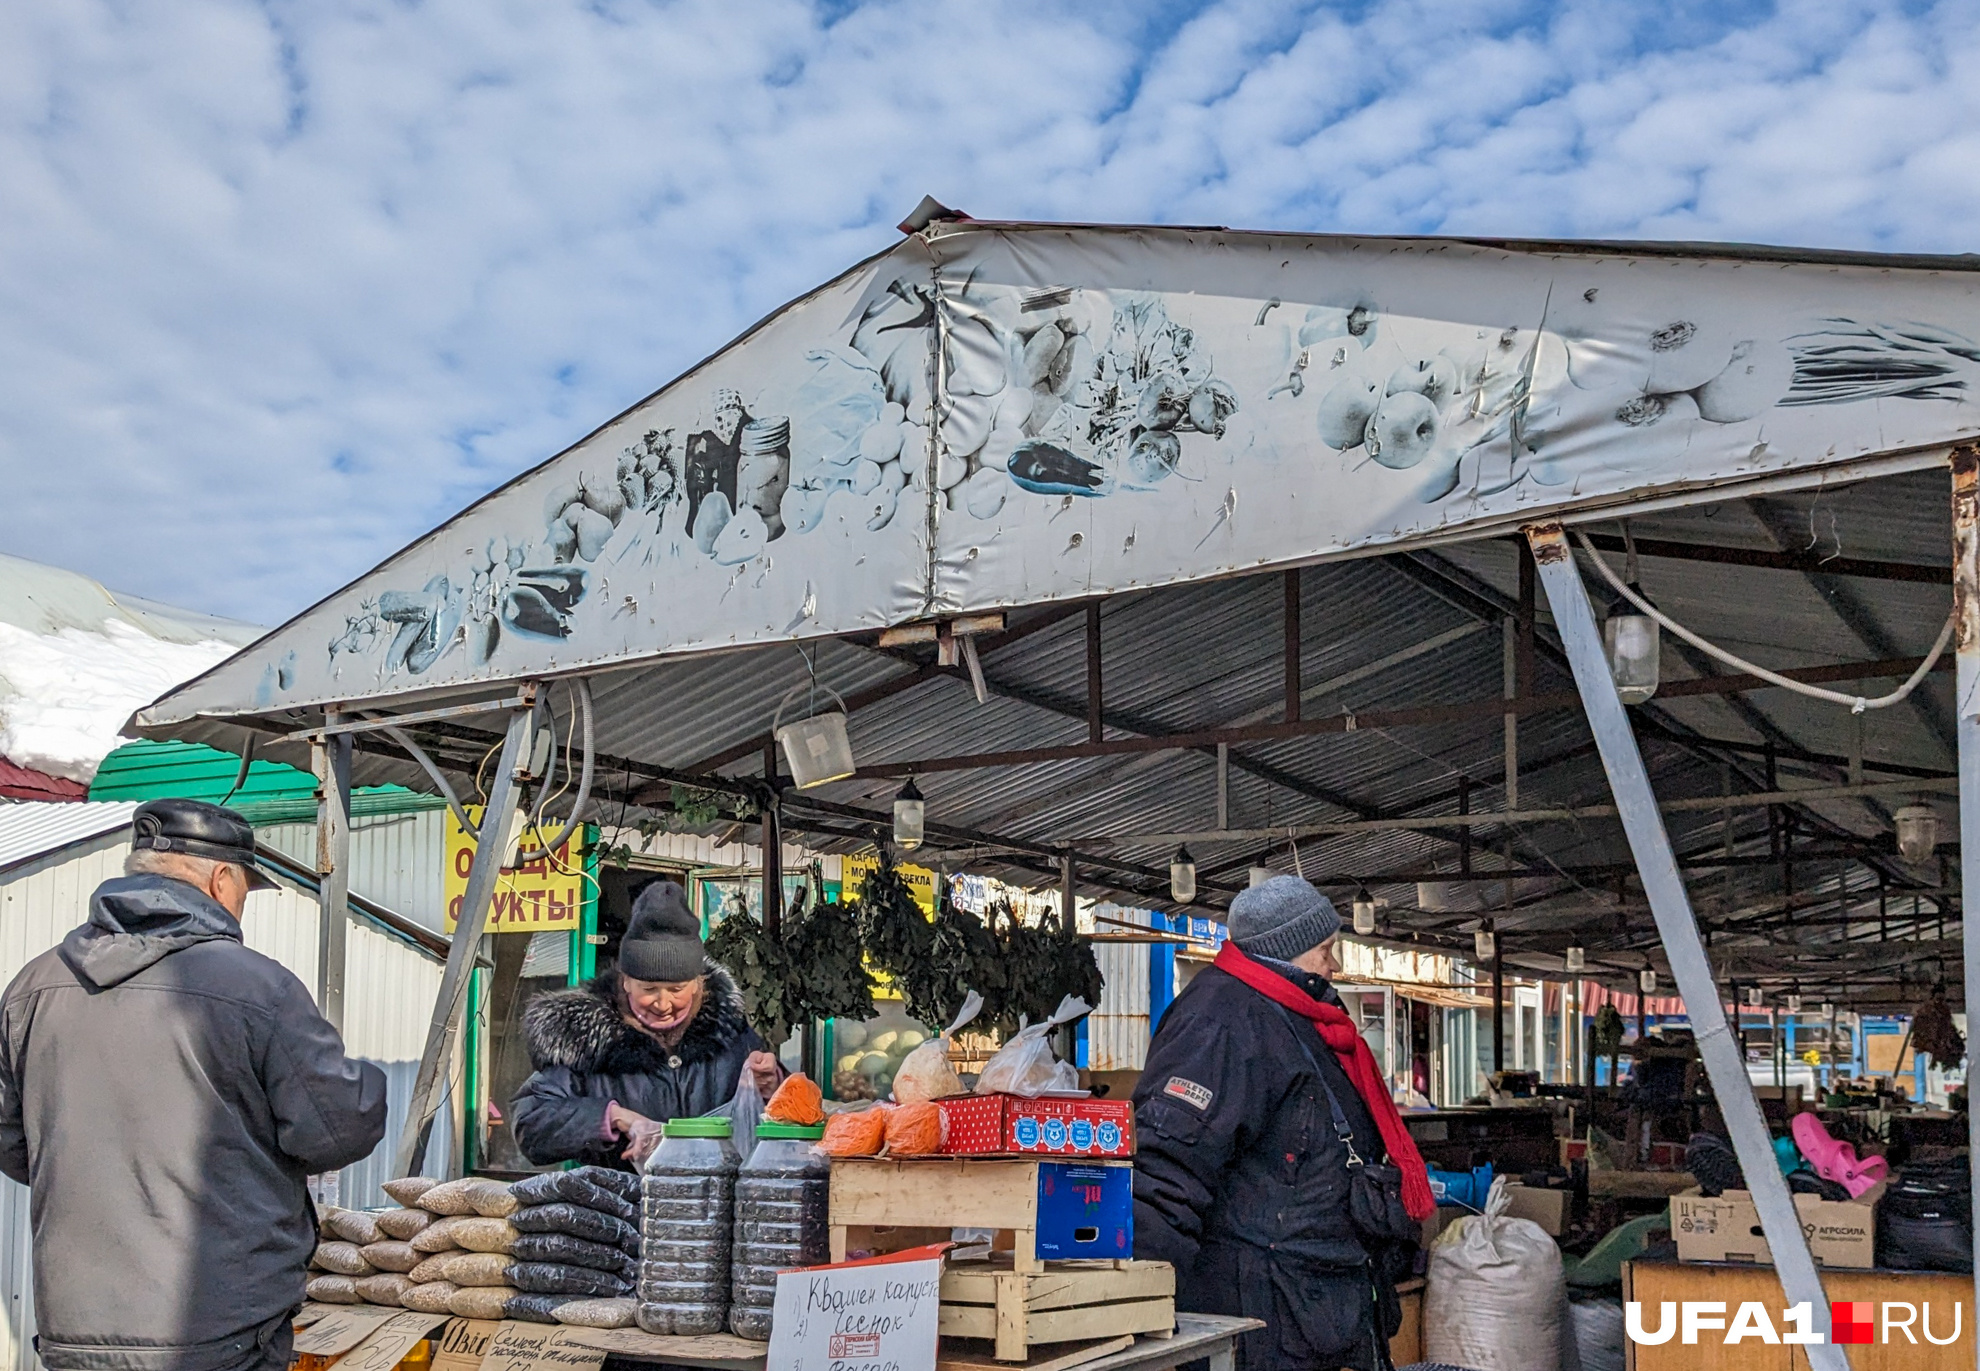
left=638, top=1117, right=739, bottom=1336
left=729, top=1121, right=830, bottom=1340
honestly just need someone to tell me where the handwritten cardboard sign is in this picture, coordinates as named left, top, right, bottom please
left=766, top=1244, right=946, bottom=1371
left=292, top=1306, right=402, bottom=1357
left=477, top=1321, right=608, bottom=1371
left=336, top=1311, right=453, bottom=1371
left=431, top=1318, right=504, bottom=1371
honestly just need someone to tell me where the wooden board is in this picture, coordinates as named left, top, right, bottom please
left=832, top=1159, right=1061, bottom=1273
left=938, top=1334, right=1135, bottom=1371
left=942, top=1261, right=1174, bottom=1313
left=939, top=1301, right=1175, bottom=1349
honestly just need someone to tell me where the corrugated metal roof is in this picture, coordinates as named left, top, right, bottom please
left=0, top=802, right=135, bottom=873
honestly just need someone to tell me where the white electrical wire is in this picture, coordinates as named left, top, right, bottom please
left=1574, top=530, right=1954, bottom=714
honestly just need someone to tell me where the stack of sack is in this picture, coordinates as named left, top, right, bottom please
left=500, top=1167, right=643, bottom=1328
left=308, top=1176, right=523, bottom=1319
left=306, top=1170, right=643, bottom=1328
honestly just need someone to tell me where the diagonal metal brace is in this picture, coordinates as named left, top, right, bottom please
left=1526, top=521, right=1847, bottom=1369
left=394, top=698, right=537, bottom=1177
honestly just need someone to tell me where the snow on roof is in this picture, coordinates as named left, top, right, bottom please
left=0, top=553, right=261, bottom=785
left=0, top=801, right=136, bottom=873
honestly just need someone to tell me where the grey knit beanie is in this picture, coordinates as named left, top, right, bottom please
left=1228, top=876, right=1340, bottom=961
left=618, top=880, right=707, bottom=983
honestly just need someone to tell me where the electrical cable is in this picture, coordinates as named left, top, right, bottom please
left=1575, top=530, right=1953, bottom=714
left=515, top=677, right=594, bottom=862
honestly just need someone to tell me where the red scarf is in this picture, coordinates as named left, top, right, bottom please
left=1215, top=943, right=1435, bottom=1221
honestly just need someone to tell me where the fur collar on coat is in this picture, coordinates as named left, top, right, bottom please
left=523, top=960, right=752, bottom=1075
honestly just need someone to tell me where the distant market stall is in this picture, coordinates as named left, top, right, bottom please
left=136, top=204, right=1980, bottom=1366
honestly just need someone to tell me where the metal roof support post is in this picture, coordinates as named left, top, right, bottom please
left=1525, top=520, right=1843, bottom=1367
left=394, top=694, right=536, bottom=1177
left=1949, top=446, right=1980, bottom=1357
left=312, top=716, right=352, bottom=1033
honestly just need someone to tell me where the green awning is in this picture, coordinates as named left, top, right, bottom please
left=89, top=739, right=443, bottom=825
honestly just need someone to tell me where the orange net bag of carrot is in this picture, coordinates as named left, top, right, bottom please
left=765, top=1073, right=826, bottom=1126
left=821, top=1106, right=891, bottom=1157
left=883, top=1101, right=944, bottom=1157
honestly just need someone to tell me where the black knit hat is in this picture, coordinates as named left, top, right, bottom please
left=618, top=880, right=706, bottom=983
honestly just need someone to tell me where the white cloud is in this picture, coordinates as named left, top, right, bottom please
left=4, top=0, right=1979, bottom=623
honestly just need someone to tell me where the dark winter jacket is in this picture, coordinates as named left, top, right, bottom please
left=1132, top=963, right=1407, bottom=1371
left=510, top=961, right=765, bottom=1167
left=0, top=875, right=388, bottom=1371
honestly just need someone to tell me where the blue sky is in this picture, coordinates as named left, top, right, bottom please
left=4, top=0, right=1978, bottom=624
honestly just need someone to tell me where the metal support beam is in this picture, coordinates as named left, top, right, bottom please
left=395, top=696, right=536, bottom=1177
left=1949, top=447, right=1980, bottom=1353
left=762, top=739, right=782, bottom=940
left=1490, top=928, right=1504, bottom=1075
left=313, top=718, right=353, bottom=1032
left=1526, top=520, right=1842, bottom=1366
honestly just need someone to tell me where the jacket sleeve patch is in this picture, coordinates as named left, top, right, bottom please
left=1162, top=1076, right=1214, bottom=1111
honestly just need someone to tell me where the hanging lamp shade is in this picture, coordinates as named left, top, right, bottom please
left=1639, top=968, right=1657, bottom=994
left=1352, top=888, right=1377, bottom=936
left=1894, top=804, right=1938, bottom=864
left=1169, top=846, right=1197, bottom=904
left=1473, top=927, right=1495, bottom=961
left=1564, top=945, right=1586, bottom=973
left=892, top=777, right=925, bottom=850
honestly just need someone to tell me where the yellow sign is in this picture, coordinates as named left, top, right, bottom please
left=839, top=854, right=937, bottom=913
left=444, top=807, right=585, bottom=933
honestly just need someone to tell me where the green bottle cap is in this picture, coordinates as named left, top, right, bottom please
left=664, top=1116, right=735, bottom=1138
left=756, top=1122, right=827, bottom=1140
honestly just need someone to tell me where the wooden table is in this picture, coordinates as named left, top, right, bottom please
left=564, top=1313, right=1259, bottom=1371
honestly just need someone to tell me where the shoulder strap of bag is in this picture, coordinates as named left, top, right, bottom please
left=1269, top=1001, right=1364, bottom=1168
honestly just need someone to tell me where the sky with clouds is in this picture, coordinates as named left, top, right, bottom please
left=4, top=0, right=1978, bottom=625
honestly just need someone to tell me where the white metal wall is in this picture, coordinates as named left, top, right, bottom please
left=0, top=831, right=458, bottom=1371
left=1086, top=904, right=1151, bottom=1072
left=260, top=810, right=450, bottom=931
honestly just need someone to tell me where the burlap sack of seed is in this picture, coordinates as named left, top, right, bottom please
left=552, top=1298, right=638, bottom=1330
left=449, top=1218, right=519, bottom=1254
left=324, top=1210, right=384, bottom=1246
left=375, top=1208, right=434, bottom=1241
left=464, top=1179, right=519, bottom=1218
left=415, top=1179, right=483, bottom=1216
left=410, top=1217, right=468, bottom=1253
left=407, top=1254, right=455, bottom=1285
left=447, top=1286, right=517, bottom=1321
left=305, top=1275, right=361, bottom=1304
left=361, top=1241, right=423, bottom=1273
left=382, top=1177, right=441, bottom=1207
left=312, top=1242, right=374, bottom=1276
left=401, top=1282, right=458, bottom=1315
left=354, top=1274, right=414, bottom=1307
left=440, top=1252, right=514, bottom=1287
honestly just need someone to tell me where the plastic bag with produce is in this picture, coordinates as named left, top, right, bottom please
left=974, top=996, right=1092, bottom=1097
left=892, top=992, right=983, bottom=1104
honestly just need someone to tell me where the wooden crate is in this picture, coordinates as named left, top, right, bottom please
left=939, top=1259, right=1175, bottom=1362
left=830, top=1157, right=1126, bottom=1274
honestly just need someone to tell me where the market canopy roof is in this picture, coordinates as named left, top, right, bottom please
left=139, top=216, right=1980, bottom=733
left=130, top=213, right=1980, bottom=1004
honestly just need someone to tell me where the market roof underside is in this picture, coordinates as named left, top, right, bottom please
left=134, top=217, right=1980, bottom=1010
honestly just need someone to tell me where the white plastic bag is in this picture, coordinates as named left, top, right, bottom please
left=1424, top=1176, right=1565, bottom=1371
left=975, top=995, right=1092, bottom=1097
left=894, top=992, right=983, bottom=1103
left=1567, top=1295, right=1625, bottom=1371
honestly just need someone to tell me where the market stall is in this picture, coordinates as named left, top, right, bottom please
left=134, top=210, right=1980, bottom=1369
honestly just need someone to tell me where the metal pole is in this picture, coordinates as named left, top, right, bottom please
left=313, top=716, right=353, bottom=1033
left=1526, top=521, right=1844, bottom=1366
left=1491, top=930, right=1505, bottom=1075
left=1949, top=446, right=1980, bottom=1361
left=762, top=739, right=782, bottom=941
left=1502, top=618, right=1519, bottom=810
left=395, top=696, right=536, bottom=1177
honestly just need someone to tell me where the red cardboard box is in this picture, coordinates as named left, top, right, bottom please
left=937, top=1093, right=1135, bottom=1157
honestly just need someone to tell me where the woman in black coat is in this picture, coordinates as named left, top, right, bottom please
left=510, top=881, right=779, bottom=1168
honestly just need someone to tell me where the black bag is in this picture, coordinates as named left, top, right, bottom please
left=1877, top=1162, right=1973, bottom=1273
left=511, top=1201, right=642, bottom=1252
left=510, top=1232, right=638, bottom=1280
left=509, top=1170, right=638, bottom=1223
left=503, top=1293, right=575, bottom=1324
left=508, top=1262, right=634, bottom=1297
left=1275, top=1004, right=1419, bottom=1246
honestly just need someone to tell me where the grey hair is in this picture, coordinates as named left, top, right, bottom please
left=124, top=848, right=231, bottom=885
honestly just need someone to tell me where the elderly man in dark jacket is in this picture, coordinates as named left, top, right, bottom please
left=511, top=880, right=777, bottom=1167
left=1132, top=877, right=1432, bottom=1371
left=0, top=799, right=388, bottom=1371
